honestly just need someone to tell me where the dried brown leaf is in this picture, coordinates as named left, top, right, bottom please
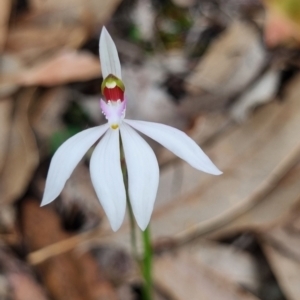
left=6, top=8, right=91, bottom=62
left=0, top=88, right=39, bottom=204
left=6, top=0, right=121, bottom=63
left=27, top=0, right=122, bottom=35
left=0, top=248, right=49, bottom=300
left=0, top=98, right=13, bottom=172
left=76, top=252, right=118, bottom=300
left=230, top=69, right=280, bottom=122
left=208, top=163, right=300, bottom=240
left=0, top=275, right=10, bottom=300
left=17, top=51, right=101, bottom=86
left=0, top=55, right=23, bottom=98
left=190, top=241, right=260, bottom=292
left=185, top=21, right=266, bottom=98
left=29, top=0, right=84, bottom=12
left=22, top=199, right=117, bottom=300
left=30, top=87, right=70, bottom=146
left=87, top=0, right=123, bottom=25
left=9, top=273, right=50, bottom=300
left=7, top=27, right=87, bottom=62
left=260, top=203, right=300, bottom=300
left=154, top=251, right=260, bottom=300
left=0, top=204, right=15, bottom=235
left=151, top=73, right=300, bottom=240
left=0, top=0, right=11, bottom=51
left=22, top=199, right=93, bottom=300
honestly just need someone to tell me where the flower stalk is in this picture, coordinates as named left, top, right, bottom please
left=142, top=226, right=153, bottom=300
left=121, top=138, right=153, bottom=300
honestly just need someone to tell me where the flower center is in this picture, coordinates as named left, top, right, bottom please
left=101, top=74, right=125, bottom=102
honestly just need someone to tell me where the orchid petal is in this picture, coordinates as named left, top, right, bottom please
left=125, top=120, right=222, bottom=175
left=41, top=124, right=109, bottom=206
left=99, top=27, right=122, bottom=80
left=90, top=129, right=126, bottom=231
left=120, top=123, right=159, bottom=230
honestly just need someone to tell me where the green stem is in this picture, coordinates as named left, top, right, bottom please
left=127, top=194, right=139, bottom=261
left=142, top=226, right=153, bottom=300
left=120, top=135, right=153, bottom=300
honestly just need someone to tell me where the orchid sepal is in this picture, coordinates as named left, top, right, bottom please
left=99, top=27, right=122, bottom=80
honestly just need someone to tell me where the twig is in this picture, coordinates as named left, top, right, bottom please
left=27, top=226, right=111, bottom=265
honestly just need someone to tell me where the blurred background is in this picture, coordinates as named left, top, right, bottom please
left=1, top=0, right=300, bottom=299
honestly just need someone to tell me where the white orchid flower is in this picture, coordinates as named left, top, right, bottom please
left=41, top=27, right=222, bottom=231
